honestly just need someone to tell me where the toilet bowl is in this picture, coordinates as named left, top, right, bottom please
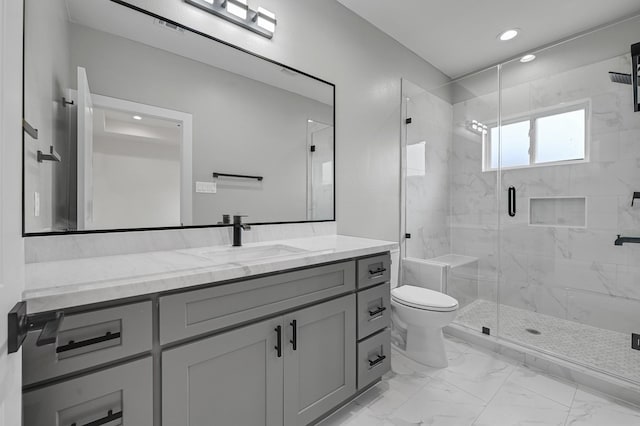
left=391, top=285, right=458, bottom=368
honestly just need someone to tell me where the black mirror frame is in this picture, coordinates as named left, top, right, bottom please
left=22, top=0, right=335, bottom=237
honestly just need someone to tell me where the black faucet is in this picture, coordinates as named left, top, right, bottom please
left=614, top=234, right=640, bottom=246
left=232, top=215, right=251, bottom=247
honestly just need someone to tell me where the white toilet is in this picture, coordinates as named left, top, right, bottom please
left=391, top=284, right=458, bottom=368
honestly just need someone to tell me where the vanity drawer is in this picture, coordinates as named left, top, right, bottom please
left=357, top=328, right=391, bottom=389
left=159, top=261, right=356, bottom=344
left=23, top=357, right=152, bottom=426
left=357, top=253, right=391, bottom=289
left=357, top=282, right=391, bottom=339
left=23, top=301, right=152, bottom=386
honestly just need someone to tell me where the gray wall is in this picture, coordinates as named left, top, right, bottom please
left=23, top=0, right=73, bottom=232
left=118, top=0, right=449, bottom=240
left=93, top=132, right=182, bottom=229
left=69, top=23, right=333, bottom=225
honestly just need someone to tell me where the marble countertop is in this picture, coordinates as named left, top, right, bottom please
left=24, top=235, right=397, bottom=313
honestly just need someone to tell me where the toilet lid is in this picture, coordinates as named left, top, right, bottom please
left=392, top=286, right=458, bottom=312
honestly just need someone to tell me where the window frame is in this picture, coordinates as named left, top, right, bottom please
left=483, top=100, right=591, bottom=172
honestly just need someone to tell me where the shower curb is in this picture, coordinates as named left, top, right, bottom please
left=445, top=324, right=640, bottom=408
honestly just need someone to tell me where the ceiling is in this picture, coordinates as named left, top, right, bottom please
left=336, top=0, right=640, bottom=78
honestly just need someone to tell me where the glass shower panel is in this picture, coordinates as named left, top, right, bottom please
left=497, top=16, right=640, bottom=385
left=401, top=68, right=501, bottom=336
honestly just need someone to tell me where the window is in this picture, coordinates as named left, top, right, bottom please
left=484, top=103, right=588, bottom=171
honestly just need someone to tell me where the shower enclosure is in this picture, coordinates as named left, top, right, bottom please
left=401, top=15, right=640, bottom=389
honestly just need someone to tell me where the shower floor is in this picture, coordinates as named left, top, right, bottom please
left=455, top=299, right=640, bottom=385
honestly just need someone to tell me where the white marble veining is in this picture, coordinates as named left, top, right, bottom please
left=319, top=336, right=640, bottom=426
left=24, top=234, right=397, bottom=313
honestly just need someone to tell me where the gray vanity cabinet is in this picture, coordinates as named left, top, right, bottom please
left=283, top=295, right=356, bottom=426
left=162, top=316, right=284, bottom=426
left=162, top=294, right=356, bottom=426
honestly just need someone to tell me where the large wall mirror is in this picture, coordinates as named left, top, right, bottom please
left=23, top=0, right=335, bottom=235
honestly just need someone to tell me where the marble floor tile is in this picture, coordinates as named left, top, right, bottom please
left=505, top=365, right=577, bottom=407
left=565, top=387, right=640, bottom=426
left=389, top=376, right=487, bottom=426
left=433, top=346, right=515, bottom=402
left=473, top=381, right=570, bottom=426
left=321, top=337, right=640, bottom=426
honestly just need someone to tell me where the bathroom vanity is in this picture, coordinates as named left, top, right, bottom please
left=17, top=236, right=395, bottom=425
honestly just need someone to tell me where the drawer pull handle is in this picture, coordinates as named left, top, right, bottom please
left=71, top=409, right=122, bottom=426
left=36, top=312, right=64, bottom=347
left=368, top=354, right=386, bottom=368
left=289, top=320, right=297, bottom=351
left=368, top=306, right=387, bottom=318
left=275, top=325, right=282, bottom=358
left=56, top=331, right=121, bottom=354
left=368, top=267, right=387, bottom=279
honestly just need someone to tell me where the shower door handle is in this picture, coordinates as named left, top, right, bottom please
left=508, top=186, right=516, bottom=217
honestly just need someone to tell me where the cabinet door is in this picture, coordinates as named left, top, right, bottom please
left=23, top=357, right=152, bottom=426
left=162, top=317, right=284, bottom=426
left=284, top=295, right=356, bottom=426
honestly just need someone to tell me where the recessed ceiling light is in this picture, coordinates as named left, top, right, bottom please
left=520, top=54, right=536, bottom=63
left=498, top=29, right=519, bottom=41
left=133, top=115, right=142, bottom=120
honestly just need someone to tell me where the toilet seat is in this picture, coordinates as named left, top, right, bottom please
left=391, top=285, right=458, bottom=312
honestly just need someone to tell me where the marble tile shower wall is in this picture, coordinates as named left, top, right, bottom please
left=450, top=54, right=640, bottom=335
left=405, top=91, right=453, bottom=260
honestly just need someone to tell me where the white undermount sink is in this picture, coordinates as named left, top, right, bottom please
left=194, top=244, right=309, bottom=265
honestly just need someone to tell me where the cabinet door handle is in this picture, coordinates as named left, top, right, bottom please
left=71, top=409, right=122, bottom=426
left=275, top=325, right=282, bottom=358
left=289, top=320, right=297, bottom=351
left=368, top=267, right=387, bottom=279
left=56, top=331, right=121, bottom=354
left=368, top=354, right=386, bottom=368
left=368, top=306, right=386, bottom=318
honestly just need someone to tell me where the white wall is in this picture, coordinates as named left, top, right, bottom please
left=0, top=0, right=25, bottom=423
left=23, top=0, right=73, bottom=232
left=69, top=22, right=333, bottom=225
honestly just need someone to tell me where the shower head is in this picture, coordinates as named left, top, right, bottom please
left=609, top=71, right=632, bottom=85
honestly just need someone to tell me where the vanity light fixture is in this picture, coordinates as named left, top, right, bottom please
left=520, top=54, right=536, bottom=63
left=225, top=0, right=248, bottom=20
left=184, top=0, right=276, bottom=39
left=498, top=29, right=519, bottom=41
left=254, top=7, right=276, bottom=33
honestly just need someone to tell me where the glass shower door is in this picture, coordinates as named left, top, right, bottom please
left=497, top=18, right=640, bottom=385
